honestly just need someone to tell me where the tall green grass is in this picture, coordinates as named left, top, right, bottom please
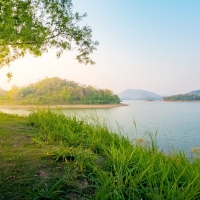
left=28, top=109, right=200, bottom=199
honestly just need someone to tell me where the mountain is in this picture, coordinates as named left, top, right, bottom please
left=163, top=90, right=200, bottom=101
left=118, top=89, right=162, bottom=100
left=163, top=94, right=200, bottom=101
left=187, top=90, right=200, bottom=96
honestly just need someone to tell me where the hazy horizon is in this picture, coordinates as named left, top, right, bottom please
left=1, top=1, right=200, bottom=96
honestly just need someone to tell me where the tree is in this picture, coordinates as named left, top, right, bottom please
left=0, top=0, right=99, bottom=73
left=1, top=77, right=121, bottom=105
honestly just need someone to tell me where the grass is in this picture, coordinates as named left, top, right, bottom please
left=0, top=109, right=200, bottom=199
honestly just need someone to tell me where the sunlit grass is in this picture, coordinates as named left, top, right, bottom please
left=1, top=109, right=200, bottom=199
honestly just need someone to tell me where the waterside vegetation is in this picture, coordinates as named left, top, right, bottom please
left=0, top=77, right=120, bottom=105
left=163, top=94, right=200, bottom=101
left=1, top=110, right=200, bottom=199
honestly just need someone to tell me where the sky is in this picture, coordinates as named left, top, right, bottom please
left=0, top=0, right=200, bottom=95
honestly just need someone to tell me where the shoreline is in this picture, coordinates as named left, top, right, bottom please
left=163, top=100, right=200, bottom=102
left=0, top=103, right=128, bottom=109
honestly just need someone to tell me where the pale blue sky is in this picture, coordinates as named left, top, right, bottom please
left=0, top=1, right=200, bottom=95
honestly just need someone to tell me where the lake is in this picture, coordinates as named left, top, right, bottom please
left=1, top=100, right=200, bottom=155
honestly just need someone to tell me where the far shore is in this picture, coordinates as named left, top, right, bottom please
left=163, top=100, right=200, bottom=102
left=0, top=103, right=128, bottom=109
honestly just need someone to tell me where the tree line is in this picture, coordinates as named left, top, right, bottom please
left=0, top=77, right=120, bottom=105
left=163, top=94, right=200, bottom=101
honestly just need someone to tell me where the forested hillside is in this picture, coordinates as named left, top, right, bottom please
left=163, top=94, right=200, bottom=101
left=188, top=90, right=200, bottom=96
left=0, top=77, right=120, bottom=105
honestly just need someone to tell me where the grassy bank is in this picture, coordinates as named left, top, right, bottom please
left=0, top=110, right=200, bottom=199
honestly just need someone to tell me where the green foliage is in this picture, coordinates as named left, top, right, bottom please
left=0, top=77, right=120, bottom=105
left=25, top=179, right=65, bottom=200
left=0, top=0, right=98, bottom=68
left=0, top=111, right=91, bottom=200
left=2, top=110, right=200, bottom=199
left=164, top=94, right=200, bottom=101
left=28, top=109, right=200, bottom=199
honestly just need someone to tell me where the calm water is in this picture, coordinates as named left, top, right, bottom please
left=1, top=100, right=200, bottom=154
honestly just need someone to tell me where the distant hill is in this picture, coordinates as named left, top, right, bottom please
left=0, top=77, right=120, bottom=105
left=187, top=90, right=200, bottom=96
left=118, top=89, right=162, bottom=100
left=164, top=89, right=200, bottom=101
left=163, top=94, right=200, bottom=101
